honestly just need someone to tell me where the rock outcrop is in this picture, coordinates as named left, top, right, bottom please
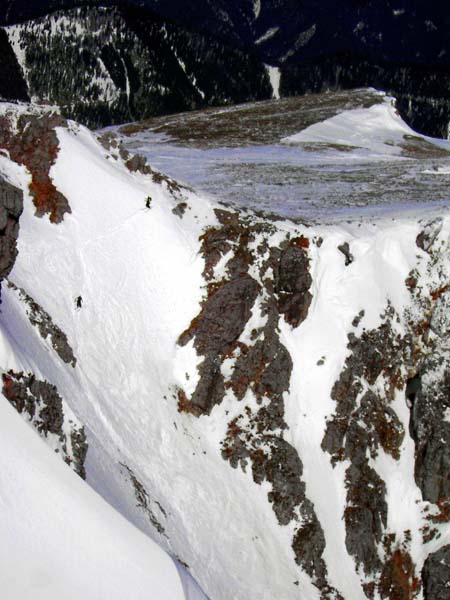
left=0, top=175, right=23, bottom=301
left=0, top=108, right=70, bottom=222
left=7, top=280, right=77, bottom=367
left=2, top=370, right=87, bottom=478
left=176, top=207, right=450, bottom=598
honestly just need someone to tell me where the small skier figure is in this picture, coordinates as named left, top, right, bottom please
left=75, top=295, right=83, bottom=309
left=145, top=196, right=152, bottom=209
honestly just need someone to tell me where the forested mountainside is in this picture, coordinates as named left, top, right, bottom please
left=2, top=0, right=448, bottom=67
left=0, top=97, right=449, bottom=599
left=0, top=0, right=449, bottom=136
left=2, top=5, right=271, bottom=128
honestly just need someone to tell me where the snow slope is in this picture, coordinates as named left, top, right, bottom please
left=0, top=101, right=449, bottom=600
left=0, top=397, right=185, bottom=600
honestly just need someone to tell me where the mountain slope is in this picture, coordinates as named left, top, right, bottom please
left=1, top=0, right=448, bottom=137
left=3, top=5, right=271, bottom=128
left=2, top=0, right=448, bottom=67
left=0, top=101, right=449, bottom=599
left=0, top=388, right=186, bottom=599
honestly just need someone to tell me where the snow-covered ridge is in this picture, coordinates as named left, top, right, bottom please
left=116, top=88, right=450, bottom=221
left=0, top=102, right=449, bottom=599
left=282, top=94, right=450, bottom=157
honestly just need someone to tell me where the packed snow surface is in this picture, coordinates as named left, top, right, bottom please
left=0, top=400, right=185, bottom=600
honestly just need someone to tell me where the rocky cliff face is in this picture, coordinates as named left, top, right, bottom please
left=2, top=5, right=271, bottom=128
left=0, top=174, right=23, bottom=296
left=175, top=205, right=450, bottom=599
left=0, top=102, right=448, bottom=599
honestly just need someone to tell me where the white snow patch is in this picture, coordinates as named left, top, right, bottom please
left=255, top=27, right=279, bottom=45
left=239, top=293, right=269, bottom=346
left=279, top=24, right=316, bottom=62
left=174, top=339, right=203, bottom=397
left=265, top=65, right=281, bottom=99
left=253, top=0, right=261, bottom=19
left=172, top=48, right=206, bottom=100
left=95, top=57, right=120, bottom=103
left=423, top=164, right=450, bottom=175
left=5, top=26, right=28, bottom=81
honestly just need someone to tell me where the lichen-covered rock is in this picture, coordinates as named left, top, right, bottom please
left=429, top=289, right=450, bottom=338
left=322, top=312, right=407, bottom=468
left=406, top=221, right=450, bottom=513
left=274, top=240, right=313, bottom=327
left=344, top=462, right=387, bottom=574
left=180, top=275, right=261, bottom=358
left=379, top=547, right=420, bottom=600
left=409, top=367, right=450, bottom=505
left=179, top=274, right=260, bottom=415
left=177, top=209, right=347, bottom=597
left=2, top=370, right=87, bottom=478
left=0, top=108, right=70, bottom=223
left=0, top=176, right=23, bottom=300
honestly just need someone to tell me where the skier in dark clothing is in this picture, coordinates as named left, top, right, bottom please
left=75, top=295, right=83, bottom=309
left=145, top=196, right=152, bottom=209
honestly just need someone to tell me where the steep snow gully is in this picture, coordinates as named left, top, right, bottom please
left=0, top=100, right=449, bottom=600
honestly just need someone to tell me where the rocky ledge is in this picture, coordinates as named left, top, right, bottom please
left=2, top=370, right=87, bottom=478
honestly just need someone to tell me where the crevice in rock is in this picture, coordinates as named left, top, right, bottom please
left=120, top=462, right=167, bottom=537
